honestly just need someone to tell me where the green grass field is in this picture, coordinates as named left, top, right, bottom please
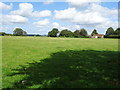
left=2, top=36, right=120, bottom=88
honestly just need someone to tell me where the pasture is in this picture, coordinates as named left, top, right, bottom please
left=2, top=36, right=119, bottom=88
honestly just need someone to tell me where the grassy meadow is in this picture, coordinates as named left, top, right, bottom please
left=2, top=36, right=120, bottom=88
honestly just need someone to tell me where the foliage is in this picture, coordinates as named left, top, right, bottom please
left=114, top=28, right=120, bottom=35
left=91, top=29, right=98, bottom=36
left=0, top=32, right=13, bottom=36
left=73, top=30, right=81, bottom=37
left=35, top=34, right=40, bottom=37
left=13, top=28, right=27, bottom=36
left=23, top=31, right=27, bottom=36
left=59, top=29, right=74, bottom=37
left=105, top=27, right=120, bottom=38
left=104, top=35, right=120, bottom=38
left=105, top=27, right=114, bottom=36
left=0, top=32, right=6, bottom=36
left=48, top=28, right=59, bottom=37
left=79, top=28, right=88, bottom=36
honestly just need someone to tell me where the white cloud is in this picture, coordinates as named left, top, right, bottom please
left=60, top=25, right=81, bottom=31
left=66, top=0, right=101, bottom=8
left=74, top=25, right=80, bottom=29
left=96, top=21, right=118, bottom=30
left=52, top=22, right=81, bottom=31
left=10, top=3, right=33, bottom=17
left=2, top=15, right=28, bottom=24
left=52, top=22, right=69, bottom=30
left=88, top=3, right=117, bottom=18
left=60, top=26, right=70, bottom=30
left=54, top=3, right=118, bottom=30
left=43, top=0, right=54, bottom=5
left=52, top=22, right=60, bottom=28
left=10, top=3, right=52, bottom=18
left=0, top=3, right=29, bottom=25
left=34, top=19, right=50, bottom=28
left=54, top=8, right=76, bottom=20
left=0, top=26, right=10, bottom=32
left=32, top=10, right=51, bottom=17
left=0, top=2, right=13, bottom=10
left=54, top=8, right=108, bottom=25
left=0, top=24, right=2, bottom=31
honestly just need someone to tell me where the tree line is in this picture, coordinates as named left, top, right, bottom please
left=48, top=28, right=88, bottom=38
left=0, top=27, right=120, bottom=38
left=48, top=27, right=120, bottom=38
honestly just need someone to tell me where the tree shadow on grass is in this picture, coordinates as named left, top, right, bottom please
left=8, top=50, right=120, bottom=88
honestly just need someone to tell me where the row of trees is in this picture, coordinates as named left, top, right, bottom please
left=48, top=28, right=89, bottom=38
left=104, top=27, right=120, bottom=38
left=0, top=27, right=120, bottom=38
left=105, top=27, right=120, bottom=36
left=48, top=27, right=120, bottom=38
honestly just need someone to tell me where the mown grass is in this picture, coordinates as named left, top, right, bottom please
left=2, top=36, right=120, bottom=88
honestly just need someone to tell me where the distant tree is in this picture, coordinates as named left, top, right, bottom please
left=0, top=32, right=6, bottom=36
left=13, top=28, right=27, bottom=36
left=4, top=33, right=13, bottom=36
left=23, top=31, right=27, bottom=36
left=105, top=27, right=114, bottom=36
left=80, top=28, right=88, bottom=36
left=35, top=34, right=40, bottom=36
left=91, top=29, right=98, bottom=36
left=114, top=28, right=120, bottom=35
left=74, top=30, right=81, bottom=37
left=48, top=28, right=59, bottom=37
left=59, top=29, right=74, bottom=37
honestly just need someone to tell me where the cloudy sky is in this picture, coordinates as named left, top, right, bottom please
left=0, top=0, right=118, bottom=35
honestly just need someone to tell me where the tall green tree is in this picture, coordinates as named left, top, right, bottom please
left=91, top=29, right=98, bottom=36
left=105, top=27, right=114, bottom=36
left=80, top=28, right=88, bottom=36
left=13, top=28, right=27, bottom=36
left=74, top=30, right=81, bottom=37
left=59, top=29, right=74, bottom=37
left=114, top=28, right=120, bottom=35
left=48, top=28, right=59, bottom=37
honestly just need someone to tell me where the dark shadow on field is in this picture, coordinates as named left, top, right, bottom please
left=9, top=50, right=120, bottom=88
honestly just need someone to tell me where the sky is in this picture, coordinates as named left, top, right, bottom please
left=0, top=0, right=118, bottom=35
